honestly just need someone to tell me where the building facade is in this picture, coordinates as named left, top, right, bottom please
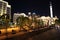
left=0, top=0, right=11, bottom=19
left=13, top=13, right=58, bottom=26
left=7, top=5, right=11, bottom=19
left=13, top=13, right=28, bottom=23
left=37, top=16, right=58, bottom=26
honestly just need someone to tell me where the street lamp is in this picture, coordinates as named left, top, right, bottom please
left=13, top=22, right=17, bottom=27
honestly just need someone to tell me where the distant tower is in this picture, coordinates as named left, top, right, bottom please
left=50, top=2, right=53, bottom=18
left=49, top=2, right=54, bottom=25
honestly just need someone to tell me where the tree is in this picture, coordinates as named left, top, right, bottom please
left=38, top=19, right=44, bottom=28
left=0, top=14, right=10, bottom=29
left=55, top=18, right=60, bottom=25
left=23, top=17, right=30, bottom=26
left=31, top=16, right=39, bottom=30
left=16, top=16, right=30, bottom=31
left=16, top=16, right=24, bottom=27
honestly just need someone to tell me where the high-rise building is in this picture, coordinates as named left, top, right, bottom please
left=7, top=5, right=11, bottom=19
left=0, top=0, right=11, bottom=19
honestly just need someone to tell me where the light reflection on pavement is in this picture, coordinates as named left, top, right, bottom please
left=0, top=27, right=60, bottom=40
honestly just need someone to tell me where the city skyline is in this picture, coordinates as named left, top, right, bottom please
left=4, top=0, right=60, bottom=18
left=0, top=0, right=60, bottom=40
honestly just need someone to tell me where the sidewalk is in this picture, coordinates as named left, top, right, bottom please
left=0, top=31, right=27, bottom=40
left=0, top=27, right=52, bottom=40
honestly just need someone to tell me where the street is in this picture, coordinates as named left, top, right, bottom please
left=28, top=28, right=60, bottom=40
left=3, top=27, right=60, bottom=40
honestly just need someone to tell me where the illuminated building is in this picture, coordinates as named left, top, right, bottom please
left=7, top=5, right=11, bottom=19
left=0, top=0, right=11, bottom=19
left=13, top=13, right=28, bottom=23
left=37, top=16, right=58, bottom=26
left=13, top=12, right=58, bottom=27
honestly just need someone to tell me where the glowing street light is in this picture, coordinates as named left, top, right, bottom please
left=14, top=22, right=17, bottom=27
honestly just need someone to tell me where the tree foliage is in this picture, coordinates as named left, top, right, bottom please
left=55, top=18, right=60, bottom=25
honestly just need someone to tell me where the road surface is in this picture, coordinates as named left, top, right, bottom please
left=4, top=27, right=60, bottom=40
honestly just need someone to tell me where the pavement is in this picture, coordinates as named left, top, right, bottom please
left=0, top=27, right=53, bottom=40
left=0, top=31, right=27, bottom=40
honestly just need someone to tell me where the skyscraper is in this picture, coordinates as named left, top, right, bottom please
left=7, top=5, right=11, bottom=19
left=0, top=0, right=11, bottom=19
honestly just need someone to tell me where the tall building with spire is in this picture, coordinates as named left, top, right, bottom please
left=0, top=0, right=11, bottom=19
left=50, top=2, right=53, bottom=18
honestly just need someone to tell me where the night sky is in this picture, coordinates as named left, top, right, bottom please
left=4, top=0, right=60, bottom=18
